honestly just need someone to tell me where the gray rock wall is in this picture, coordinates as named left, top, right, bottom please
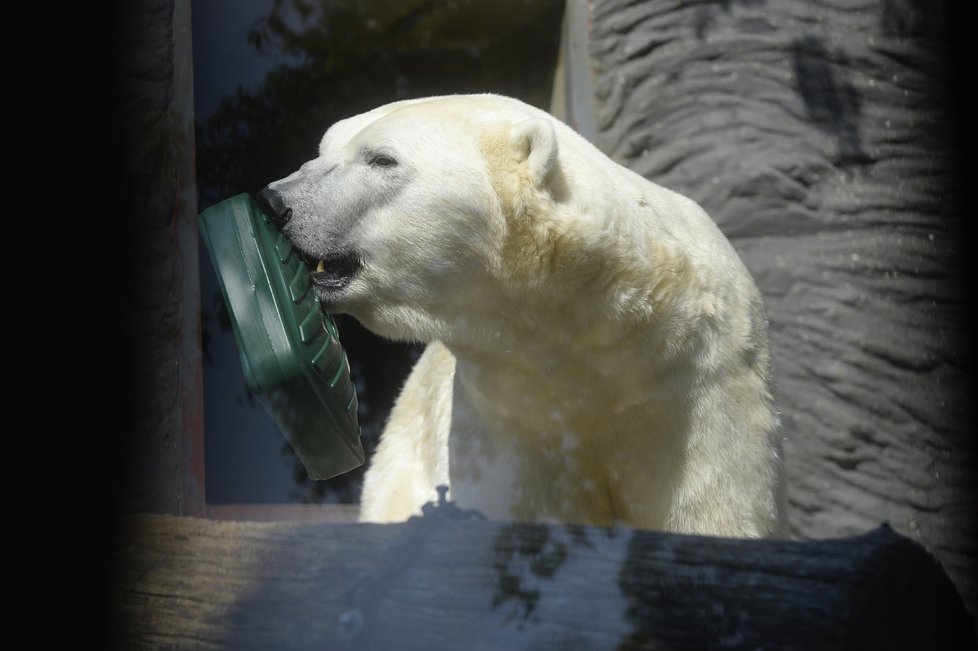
left=589, top=0, right=973, bottom=613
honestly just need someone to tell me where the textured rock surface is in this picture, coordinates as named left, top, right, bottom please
left=590, top=0, right=973, bottom=613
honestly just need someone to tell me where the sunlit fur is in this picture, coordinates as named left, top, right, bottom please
left=270, top=94, right=786, bottom=537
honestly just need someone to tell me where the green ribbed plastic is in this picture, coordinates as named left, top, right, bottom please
left=198, top=193, right=363, bottom=480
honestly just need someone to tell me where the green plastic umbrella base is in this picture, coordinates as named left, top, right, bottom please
left=198, top=193, right=363, bottom=480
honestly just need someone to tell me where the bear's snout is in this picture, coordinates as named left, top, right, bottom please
left=256, top=186, right=293, bottom=230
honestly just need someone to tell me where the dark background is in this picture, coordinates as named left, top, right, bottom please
left=2, top=1, right=973, bottom=647
left=5, top=4, right=130, bottom=648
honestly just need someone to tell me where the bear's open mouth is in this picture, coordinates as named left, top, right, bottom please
left=306, top=252, right=362, bottom=290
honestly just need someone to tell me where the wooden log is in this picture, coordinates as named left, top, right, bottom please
left=111, top=511, right=975, bottom=650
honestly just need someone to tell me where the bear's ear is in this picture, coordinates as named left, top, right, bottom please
left=513, top=117, right=558, bottom=187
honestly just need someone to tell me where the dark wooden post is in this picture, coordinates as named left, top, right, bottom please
left=119, top=0, right=204, bottom=516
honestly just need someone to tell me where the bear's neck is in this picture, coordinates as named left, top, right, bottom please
left=439, top=217, right=716, bottom=422
left=443, top=294, right=698, bottom=431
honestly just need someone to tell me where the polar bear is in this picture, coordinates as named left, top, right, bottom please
left=259, top=94, right=785, bottom=537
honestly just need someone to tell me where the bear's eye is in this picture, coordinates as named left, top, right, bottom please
left=368, top=153, right=398, bottom=168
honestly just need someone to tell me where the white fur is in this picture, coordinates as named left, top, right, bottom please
left=270, top=94, right=785, bottom=537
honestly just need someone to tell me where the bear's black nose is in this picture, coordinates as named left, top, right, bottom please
left=255, top=186, right=292, bottom=230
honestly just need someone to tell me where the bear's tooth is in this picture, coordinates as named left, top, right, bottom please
left=316, top=259, right=326, bottom=272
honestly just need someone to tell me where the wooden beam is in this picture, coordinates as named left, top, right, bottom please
left=112, top=512, right=975, bottom=650
left=205, top=503, right=359, bottom=523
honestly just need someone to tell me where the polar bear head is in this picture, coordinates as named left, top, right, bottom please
left=259, top=95, right=566, bottom=343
